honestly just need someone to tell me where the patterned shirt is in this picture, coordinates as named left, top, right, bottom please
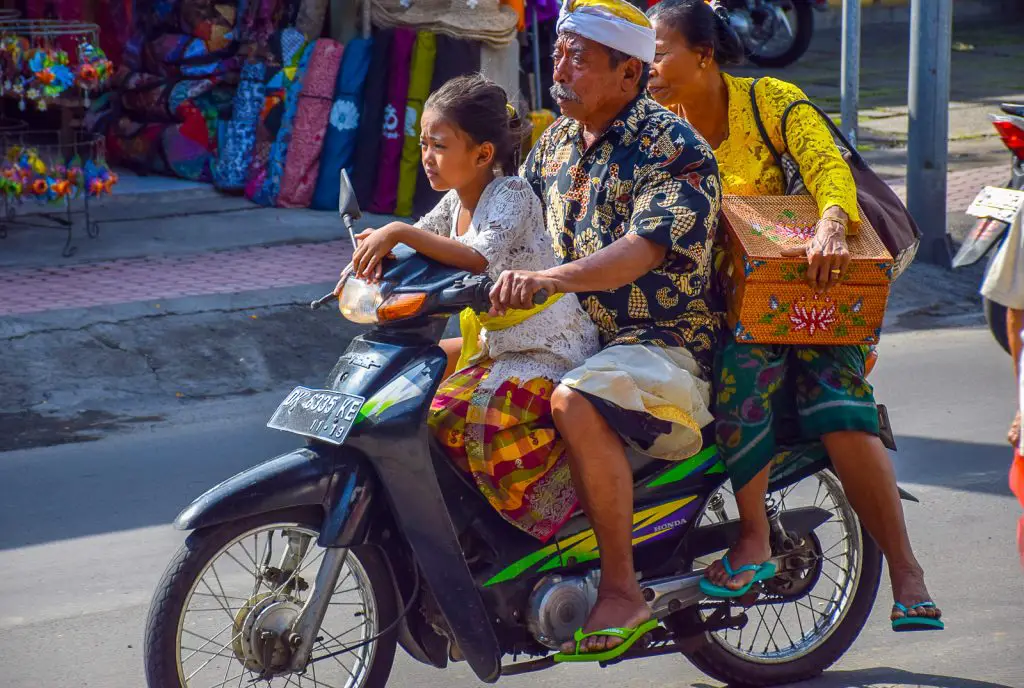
left=520, top=96, right=723, bottom=372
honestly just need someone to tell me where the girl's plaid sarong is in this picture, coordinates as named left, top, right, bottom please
left=428, top=361, right=578, bottom=542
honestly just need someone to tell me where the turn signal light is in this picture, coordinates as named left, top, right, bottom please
left=993, top=118, right=1024, bottom=159
left=377, top=292, right=428, bottom=321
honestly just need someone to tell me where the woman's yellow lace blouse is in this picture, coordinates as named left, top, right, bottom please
left=673, top=73, right=860, bottom=233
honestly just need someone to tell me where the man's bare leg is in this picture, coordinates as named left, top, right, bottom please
left=823, top=431, right=941, bottom=622
left=704, top=465, right=772, bottom=590
left=551, top=385, right=650, bottom=654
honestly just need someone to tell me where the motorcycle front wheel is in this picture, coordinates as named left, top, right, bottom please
left=677, top=470, right=883, bottom=687
left=745, top=1, right=815, bottom=69
left=144, top=507, right=398, bottom=688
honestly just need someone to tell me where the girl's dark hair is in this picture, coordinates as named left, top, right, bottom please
left=648, top=0, right=746, bottom=67
left=423, top=74, right=531, bottom=177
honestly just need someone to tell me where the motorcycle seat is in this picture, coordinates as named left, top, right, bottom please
left=1000, top=103, right=1024, bottom=117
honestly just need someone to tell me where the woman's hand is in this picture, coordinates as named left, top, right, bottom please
left=781, top=207, right=851, bottom=292
left=351, top=225, right=402, bottom=282
left=489, top=270, right=559, bottom=315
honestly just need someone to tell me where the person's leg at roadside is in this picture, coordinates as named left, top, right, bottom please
left=439, top=337, right=463, bottom=380
left=1008, top=308, right=1023, bottom=447
left=706, top=340, right=788, bottom=591
left=551, top=385, right=650, bottom=654
left=799, top=345, right=941, bottom=623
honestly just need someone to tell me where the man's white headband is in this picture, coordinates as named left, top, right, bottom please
left=556, top=0, right=656, bottom=64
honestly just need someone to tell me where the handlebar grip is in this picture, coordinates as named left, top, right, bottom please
left=533, top=289, right=549, bottom=306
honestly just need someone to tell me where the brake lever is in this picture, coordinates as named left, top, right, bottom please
left=310, top=292, right=337, bottom=310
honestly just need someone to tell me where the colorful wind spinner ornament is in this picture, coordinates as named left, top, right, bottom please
left=0, top=147, right=118, bottom=202
left=76, top=42, right=112, bottom=106
left=27, top=48, right=74, bottom=110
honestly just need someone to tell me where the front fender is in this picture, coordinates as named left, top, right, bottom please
left=175, top=446, right=335, bottom=532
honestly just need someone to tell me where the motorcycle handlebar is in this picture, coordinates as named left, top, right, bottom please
left=310, top=277, right=549, bottom=313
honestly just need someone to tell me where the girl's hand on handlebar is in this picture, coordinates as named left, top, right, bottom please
left=352, top=227, right=399, bottom=282
left=489, top=270, right=558, bottom=316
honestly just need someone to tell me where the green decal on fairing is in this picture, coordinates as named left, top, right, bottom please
left=646, top=446, right=722, bottom=488
left=483, top=496, right=698, bottom=587
left=355, top=363, right=432, bottom=423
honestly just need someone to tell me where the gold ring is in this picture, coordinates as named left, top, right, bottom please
left=830, top=269, right=842, bottom=274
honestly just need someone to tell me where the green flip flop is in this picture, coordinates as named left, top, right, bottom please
left=891, top=601, right=944, bottom=632
left=553, top=619, right=660, bottom=664
left=699, top=554, right=778, bottom=599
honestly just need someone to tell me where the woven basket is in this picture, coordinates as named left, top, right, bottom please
left=720, top=195, right=893, bottom=346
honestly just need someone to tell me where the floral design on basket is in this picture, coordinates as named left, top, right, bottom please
left=750, top=220, right=817, bottom=244
left=740, top=294, right=874, bottom=341
left=1, top=147, right=117, bottom=202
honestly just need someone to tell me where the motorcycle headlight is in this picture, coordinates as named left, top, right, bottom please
left=338, top=278, right=428, bottom=324
left=338, top=277, right=383, bottom=324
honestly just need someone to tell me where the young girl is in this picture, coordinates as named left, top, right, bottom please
left=348, top=74, right=600, bottom=541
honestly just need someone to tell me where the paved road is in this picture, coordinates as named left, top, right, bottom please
left=1, top=327, right=1021, bottom=688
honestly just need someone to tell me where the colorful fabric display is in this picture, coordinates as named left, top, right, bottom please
left=310, top=36, right=373, bottom=211
left=396, top=31, right=436, bottom=218
left=278, top=39, right=345, bottom=208
left=351, top=29, right=395, bottom=211
left=253, top=38, right=315, bottom=206
left=214, top=62, right=267, bottom=191
left=369, top=28, right=416, bottom=215
left=245, top=28, right=309, bottom=202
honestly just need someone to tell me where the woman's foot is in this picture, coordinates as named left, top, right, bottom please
left=705, top=531, right=773, bottom=592
left=1010, top=411, right=1021, bottom=448
left=890, top=566, right=942, bottom=622
left=559, top=586, right=651, bottom=655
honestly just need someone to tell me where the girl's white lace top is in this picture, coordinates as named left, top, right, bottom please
left=415, top=176, right=600, bottom=390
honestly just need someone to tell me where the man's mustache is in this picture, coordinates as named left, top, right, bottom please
left=550, top=83, right=582, bottom=103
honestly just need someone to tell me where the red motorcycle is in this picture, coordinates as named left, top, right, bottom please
left=954, top=103, right=1024, bottom=355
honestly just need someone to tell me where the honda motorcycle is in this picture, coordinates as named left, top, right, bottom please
left=953, top=103, right=1024, bottom=355
left=145, top=173, right=919, bottom=687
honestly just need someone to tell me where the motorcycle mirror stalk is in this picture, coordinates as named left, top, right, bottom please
left=310, top=171, right=364, bottom=310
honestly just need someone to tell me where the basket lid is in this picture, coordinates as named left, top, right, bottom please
left=722, top=195, right=891, bottom=262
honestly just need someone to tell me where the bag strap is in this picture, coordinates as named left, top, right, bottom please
left=780, top=99, right=867, bottom=168
left=749, top=78, right=784, bottom=170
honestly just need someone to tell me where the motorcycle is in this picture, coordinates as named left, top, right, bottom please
left=953, top=102, right=1024, bottom=355
left=724, top=0, right=826, bottom=69
left=145, top=172, right=920, bottom=687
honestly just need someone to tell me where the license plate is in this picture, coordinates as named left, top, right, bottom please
left=267, top=387, right=365, bottom=446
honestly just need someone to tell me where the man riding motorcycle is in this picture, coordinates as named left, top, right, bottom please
left=489, top=0, right=940, bottom=659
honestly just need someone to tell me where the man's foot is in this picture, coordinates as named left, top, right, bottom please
left=559, top=588, right=651, bottom=655
left=1010, top=411, right=1021, bottom=448
left=705, top=532, right=772, bottom=592
left=890, top=567, right=942, bottom=622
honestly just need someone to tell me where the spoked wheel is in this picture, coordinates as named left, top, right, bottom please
left=679, top=470, right=882, bottom=687
left=145, top=508, right=398, bottom=688
left=743, top=2, right=815, bottom=69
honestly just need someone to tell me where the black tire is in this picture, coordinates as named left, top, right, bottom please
left=680, top=519, right=882, bottom=687
left=144, top=508, right=398, bottom=688
left=984, top=246, right=1012, bottom=355
left=745, top=1, right=815, bottom=69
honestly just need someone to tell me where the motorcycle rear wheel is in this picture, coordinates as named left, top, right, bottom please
left=745, top=1, right=815, bottom=69
left=677, top=471, right=883, bottom=686
left=144, top=507, right=398, bottom=688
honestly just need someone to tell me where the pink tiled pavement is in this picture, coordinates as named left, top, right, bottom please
left=0, top=240, right=354, bottom=317
left=0, top=165, right=1011, bottom=318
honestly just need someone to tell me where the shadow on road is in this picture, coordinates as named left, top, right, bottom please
left=893, top=435, right=1014, bottom=498
left=694, top=666, right=1015, bottom=688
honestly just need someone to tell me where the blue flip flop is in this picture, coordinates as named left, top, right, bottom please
left=891, top=601, right=944, bottom=632
left=699, top=554, right=778, bottom=599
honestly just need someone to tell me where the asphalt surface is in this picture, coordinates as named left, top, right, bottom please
left=0, top=326, right=1021, bottom=688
